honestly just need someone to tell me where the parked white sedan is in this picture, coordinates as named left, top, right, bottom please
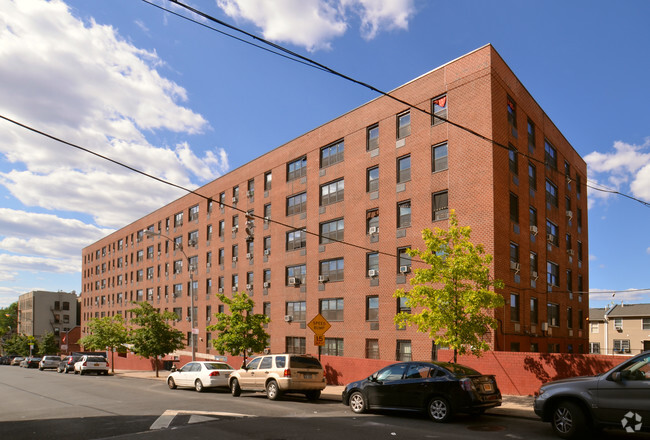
left=74, top=355, right=109, bottom=375
left=166, top=361, right=235, bottom=392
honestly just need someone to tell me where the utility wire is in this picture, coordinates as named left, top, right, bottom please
left=152, top=0, right=650, bottom=210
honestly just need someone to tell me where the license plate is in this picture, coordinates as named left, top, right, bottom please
left=303, top=373, right=313, bottom=379
left=93, top=363, right=99, bottom=367
left=483, top=383, right=493, bottom=392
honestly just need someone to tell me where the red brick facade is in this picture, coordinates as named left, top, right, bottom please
left=81, top=45, right=588, bottom=363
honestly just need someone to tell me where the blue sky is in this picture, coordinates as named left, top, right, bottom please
left=0, top=0, right=649, bottom=309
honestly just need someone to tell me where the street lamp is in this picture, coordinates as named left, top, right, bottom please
left=144, top=230, right=197, bottom=361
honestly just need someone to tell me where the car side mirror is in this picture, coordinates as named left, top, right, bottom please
left=170, top=365, right=177, bottom=372
left=611, top=372, right=622, bottom=382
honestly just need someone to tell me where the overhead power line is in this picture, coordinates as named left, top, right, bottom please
left=148, top=0, right=650, bottom=210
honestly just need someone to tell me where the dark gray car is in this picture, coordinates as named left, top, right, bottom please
left=534, top=350, right=650, bottom=439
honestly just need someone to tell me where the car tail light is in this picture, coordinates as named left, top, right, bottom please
left=106, top=362, right=109, bottom=368
left=83, top=361, right=88, bottom=367
left=460, top=378, right=473, bottom=392
left=283, top=368, right=291, bottom=377
left=209, top=371, right=220, bottom=377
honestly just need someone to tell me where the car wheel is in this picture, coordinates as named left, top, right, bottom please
left=167, top=377, right=177, bottom=389
left=39, top=367, right=43, bottom=371
left=428, top=396, right=452, bottom=423
left=230, top=378, right=241, bottom=397
left=266, top=380, right=281, bottom=400
left=349, top=391, right=366, bottom=414
left=551, top=400, right=587, bottom=440
left=195, top=379, right=204, bottom=392
left=79, top=370, right=84, bottom=376
left=305, top=390, right=321, bottom=401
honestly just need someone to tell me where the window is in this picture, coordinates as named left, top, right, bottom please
left=286, top=192, right=307, bottom=216
left=529, top=163, right=537, bottom=190
left=432, top=143, right=448, bottom=172
left=263, top=269, right=271, bottom=285
left=367, top=252, right=379, bottom=275
left=232, top=244, right=238, bottom=261
left=286, top=264, right=306, bottom=285
left=613, top=339, right=631, bottom=354
left=564, top=160, right=571, bottom=179
left=529, top=207, right=537, bottom=228
left=188, top=230, right=199, bottom=246
left=431, top=95, right=447, bottom=125
left=509, top=145, right=518, bottom=175
left=546, top=179, right=558, bottom=208
left=286, top=228, right=306, bottom=251
left=137, top=250, right=144, bottom=262
left=507, top=96, right=517, bottom=135
left=432, top=191, right=449, bottom=220
left=578, top=274, right=584, bottom=293
left=367, top=166, right=379, bottom=192
left=545, top=140, right=558, bottom=170
left=366, top=296, right=379, bottom=321
left=146, top=266, right=154, bottom=280
left=530, top=297, right=538, bottom=324
left=173, top=283, right=182, bottom=298
left=577, top=241, right=583, bottom=262
left=510, top=293, right=520, bottom=322
left=323, top=338, right=344, bottom=356
left=367, top=209, right=379, bottom=233
left=286, top=301, right=306, bottom=322
left=397, top=200, right=411, bottom=228
left=397, top=111, right=411, bottom=139
left=643, top=318, right=650, bottom=330
left=397, top=155, right=411, bottom=183
left=589, top=342, right=601, bottom=354
left=246, top=271, right=254, bottom=287
left=566, top=233, right=572, bottom=252
left=320, top=218, right=344, bottom=244
left=231, top=274, right=239, bottom=290
left=398, top=246, right=411, bottom=272
left=548, top=303, right=560, bottom=327
left=264, top=203, right=271, bottom=220
left=396, top=340, right=412, bottom=361
left=320, top=258, right=344, bottom=282
left=206, top=278, right=212, bottom=295
left=189, top=204, right=199, bottom=222
left=367, top=124, right=379, bottom=151
left=218, top=220, right=225, bottom=237
left=398, top=297, right=411, bottom=314
left=547, top=261, right=560, bottom=287
left=510, top=193, right=519, bottom=223
left=366, top=339, right=379, bottom=359
left=286, top=337, right=306, bottom=354
left=218, top=248, right=224, bottom=265
left=218, top=192, right=225, bottom=208
left=232, top=215, right=239, bottom=232
left=510, top=243, right=519, bottom=267
left=527, top=119, right=536, bottom=151
left=232, top=185, right=239, bottom=202
left=320, top=179, right=344, bottom=206
left=577, top=208, right=583, bottom=231
left=320, top=139, right=344, bottom=168
left=206, top=224, right=212, bottom=241
left=174, top=211, right=183, bottom=227
left=614, top=318, right=622, bottom=329
left=146, top=246, right=154, bottom=259
left=264, top=171, right=272, bottom=191
left=287, top=156, right=307, bottom=181
left=546, top=220, right=559, bottom=246
left=530, top=252, right=538, bottom=278
left=567, top=306, right=573, bottom=329
left=320, top=298, right=343, bottom=321
left=263, top=236, right=271, bottom=254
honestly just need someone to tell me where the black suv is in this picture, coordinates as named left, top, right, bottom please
left=57, top=355, right=82, bottom=373
left=534, top=350, right=650, bottom=439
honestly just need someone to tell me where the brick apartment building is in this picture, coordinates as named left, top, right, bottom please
left=81, top=44, right=589, bottom=362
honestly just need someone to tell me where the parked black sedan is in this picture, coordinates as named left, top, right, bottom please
left=342, top=361, right=502, bottom=422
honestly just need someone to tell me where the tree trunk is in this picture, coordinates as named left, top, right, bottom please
left=155, top=359, right=159, bottom=377
left=110, top=348, right=115, bottom=373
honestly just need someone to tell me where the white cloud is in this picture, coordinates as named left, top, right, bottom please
left=585, top=138, right=650, bottom=208
left=589, top=288, right=650, bottom=305
left=589, top=254, right=597, bottom=261
left=216, top=0, right=415, bottom=51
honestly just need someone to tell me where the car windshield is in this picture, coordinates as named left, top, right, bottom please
left=289, top=356, right=322, bottom=369
left=205, top=362, right=233, bottom=370
left=437, top=363, right=482, bottom=377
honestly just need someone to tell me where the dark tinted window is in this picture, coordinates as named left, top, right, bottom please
left=437, top=362, right=481, bottom=377
left=87, top=356, right=106, bottom=363
left=205, top=362, right=233, bottom=370
left=289, top=356, right=322, bottom=369
left=275, top=356, right=286, bottom=368
left=260, top=357, right=273, bottom=369
left=376, top=363, right=408, bottom=381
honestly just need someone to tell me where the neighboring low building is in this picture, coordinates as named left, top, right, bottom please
left=589, top=304, right=650, bottom=355
left=17, top=290, right=80, bottom=345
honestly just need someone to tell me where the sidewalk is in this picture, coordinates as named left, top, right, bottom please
left=113, top=370, right=536, bottom=419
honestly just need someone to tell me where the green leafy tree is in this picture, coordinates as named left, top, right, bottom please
left=79, top=315, right=129, bottom=373
left=208, top=292, right=270, bottom=367
left=38, top=332, right=59, bottom=356
left=0, top=302, right=18, bottom=336
left=129, top=302, right=185, bottom=377
left=394, top=210, right=505, bottom=363
left=3, top=334, right=38, bottom=356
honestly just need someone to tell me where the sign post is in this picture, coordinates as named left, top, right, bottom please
left=307, top=313, right=331, bottom=361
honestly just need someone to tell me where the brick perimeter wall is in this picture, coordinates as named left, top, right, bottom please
left=112, top=351, right=628, bottom=396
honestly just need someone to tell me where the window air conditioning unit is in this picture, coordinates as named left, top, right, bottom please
left=207, top=262, right=211, bottom=268
left=288, top=277, right=300, bottom=286
left=318, top=275, right=328, bottom=283
left=232, top=226, right=238, bottom=232
left=529, top=225, right=538, bottom=235
left=264, top=216, right=270, bottom=224
left=206, top=317, right=211, bottom=322
left=567, top=249, right=574, bottom=256
left=541, top=322, right=549, bottom=332
left=264, top=249, right=271, bottom=256
left=246, top=190, right=254, bottom=197
left=547, top=234, right=555, bottom=242
left=232, top=286, right=238, bottom=292
left=246, top=284, right=252, bottom=290
left=218, top=287, right=224, bottom=293
left=232, top=196, right=238, bottom=203
left=246, top=253, right=252, bottom=260
left=510, top=261, right=520, bottom=272
left=219, top=202, right=224, bottom=209
left=263, top=348, right=271, bottom=354
left=368, top=269, right=378, bottom=277
left=531, top=271, right=539, bottom=281
left=566, top=210, right=573, bottom=219
left=165, top=272, right=169, bottom=276
left=232, top=256, right=238, bottom=262
left=263, top=282, right=270, bottom=288
left=399, top=266, right=410, bottom=274
left=615, top=325, right=623, bottom=332
left=368, top=226, right=378, bottom=234
left=284, top=315, right=293, bottom=322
